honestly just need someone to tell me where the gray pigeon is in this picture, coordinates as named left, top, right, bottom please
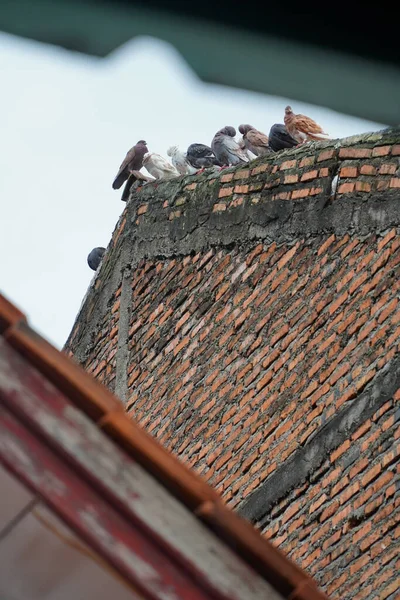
left=87, top=247, right=105, bottom=271
left=112, top=140, right=148, bottom=189
left=186, top=143, right=222, bottom=169
left=268, top=124, right=298, bottom=152
left=211, top=126, right=249, bottom=166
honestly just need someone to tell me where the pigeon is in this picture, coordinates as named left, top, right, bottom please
left=238, top=124, right=271, bottom=157
left=211, top=126, right=249, bottom=166
left=284, top=106, right=329, bottom=143
left=268, top=124, right=298, bottom=152
left=186, top=143, right=222, bottom=170
left=167, top=146, right=197, bottom=175
left=87, top=247, right=105, bottom=271
left=143, top=153, right=180, bottom=180
left=112, top=140, right=148, bottom=189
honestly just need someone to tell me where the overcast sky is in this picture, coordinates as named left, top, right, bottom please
left=0, top=32, right=385, bottom=349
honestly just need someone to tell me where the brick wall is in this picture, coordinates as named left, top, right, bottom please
left=65, top=128, right=400, bottom=599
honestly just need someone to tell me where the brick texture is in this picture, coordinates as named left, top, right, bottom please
left=65, top=130, right=400, bottom=600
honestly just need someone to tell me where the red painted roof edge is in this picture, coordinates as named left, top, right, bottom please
left=0, top=292, right=329, bottom=600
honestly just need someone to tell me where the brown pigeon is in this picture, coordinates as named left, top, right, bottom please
left=284, top=106, right=329, bottom=143
left=112, top=140, right=148, bottom=189
left=238, top=124, right=271, bottom=156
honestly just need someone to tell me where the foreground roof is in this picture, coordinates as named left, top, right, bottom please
left=0, top=292, right=328, bottom=599
left=0, top=1, right=399, bottom=124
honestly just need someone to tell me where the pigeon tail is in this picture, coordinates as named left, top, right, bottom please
left=112, top=172, right=127, bottom=190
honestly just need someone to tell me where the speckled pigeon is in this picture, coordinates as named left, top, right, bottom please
left=167, top=146, right=197, bottom=175
left=186, top=143, right=222, bottom=169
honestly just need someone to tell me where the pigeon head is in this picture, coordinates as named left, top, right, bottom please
left=221, top=126, right=236, bottom=137
left=284, top=106, right=293, bottom=115
left=238, top=124, right=255, bottom=135
left=167, top=146, right=179, bottom=157
left=137, top=140, right=148, bottom=151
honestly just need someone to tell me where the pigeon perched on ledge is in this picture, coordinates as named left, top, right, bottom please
left=143, top=153, right=180, bottom=180
left=211, top=126, right=249, bottom=166
left=284, top=106, right=329, bottom=143
left=238, top=124, right=271, bottom=157
left=268, top=124, right=298, bottom=151
left=87, top=247, right=105, bottom=271
left=167, top=146, right=197, bottom=175
left=112, top=140, right=148, bottom=189
left=186, top=143, right=221, bottom=170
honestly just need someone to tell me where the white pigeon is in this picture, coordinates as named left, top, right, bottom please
left=167, top=146, right=197, bottom=175
left=143, top=153, right=180, bottom=180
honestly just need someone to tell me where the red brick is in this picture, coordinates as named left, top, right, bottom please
left=372, top=145, right=391, bottom=156
left=340, top=166, right=358, bottom=178
left=280, top=159, right=297, bottom=170
left=137, top=203, right=148, bottom=215
left=319, top=167, right=329, bottom=177
left=390, top=177, right=400, bottom=188
left=360, top=164, right=376, bottom=175
left=230, top=196, right=244, bottom=208
left=331, top=439, right=351, bottom=462
left=392, top=144, right=400, bottom=155
left=318, top=149, right=336, bottom=161
left=376, top=179, right=390, bottom=191
left=284, top=174, right=299, bottom=184
left=339, top=147, right=372, bottom=159
left=291, top=188, right=310, bottom=199
left=234, top=168, right=250, bottom=180
left=234, top=184, right=249, bottom=194
left=379, top=163, right=397, bottom=175
left=220, top=172, right=233, bottom=183
left=213, top=202, right=227, bottom=212
left=301, top=170, right=318, bottom=182
left=361, top=463, right=382, bottom=487
left=299, top=156, right=315, bottom=167
left=218, top=186, right=233, bottom=198
left=322, top=530, right=341, bottom=550
left=355, top=181, right=372, bottom=192
left=338, top=182, right=355, bottom=194
left=310, top=187, right=323, bottom=196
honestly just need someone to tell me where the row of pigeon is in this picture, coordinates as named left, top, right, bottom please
left=112, top=106, right=329, bottom=190
left=88, top=106, right=329, bottom=269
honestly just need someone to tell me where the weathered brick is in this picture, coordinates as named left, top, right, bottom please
left=291, top=188, right=310, bottom=199
left=340, top=166, right=358, bottom=178
left=234, top=184, right=249, bottom=194
left=213, top=202, right=227, bottom=212
left=280, top=159, right=297, bottom=170
left=318, top=149, right=336, bottom=161
left=218, top=186, right=233, bottom=198
left=338, top=182, right=355, bottom=194
left=372, top=145, right=391, bottom=157
left=339, top=147, right=372, bottom=159
left=390, top=177, right=400, bottom=188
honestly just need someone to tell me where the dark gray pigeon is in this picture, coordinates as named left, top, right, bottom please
left=268, top=124, right=298, bottom=152
left=87, top=247, right=106, bottom=271
left=112, top=140, right=148, bottom=189
left=211, top=126, right=249, bottom=166
left=186, top=143, right=222, bottom=169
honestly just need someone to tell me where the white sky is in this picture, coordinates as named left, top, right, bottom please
left=0, top=32, right=385, bottom=349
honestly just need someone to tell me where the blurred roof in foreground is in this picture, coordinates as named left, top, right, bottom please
left=1, top=1, right=399, bottom=125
